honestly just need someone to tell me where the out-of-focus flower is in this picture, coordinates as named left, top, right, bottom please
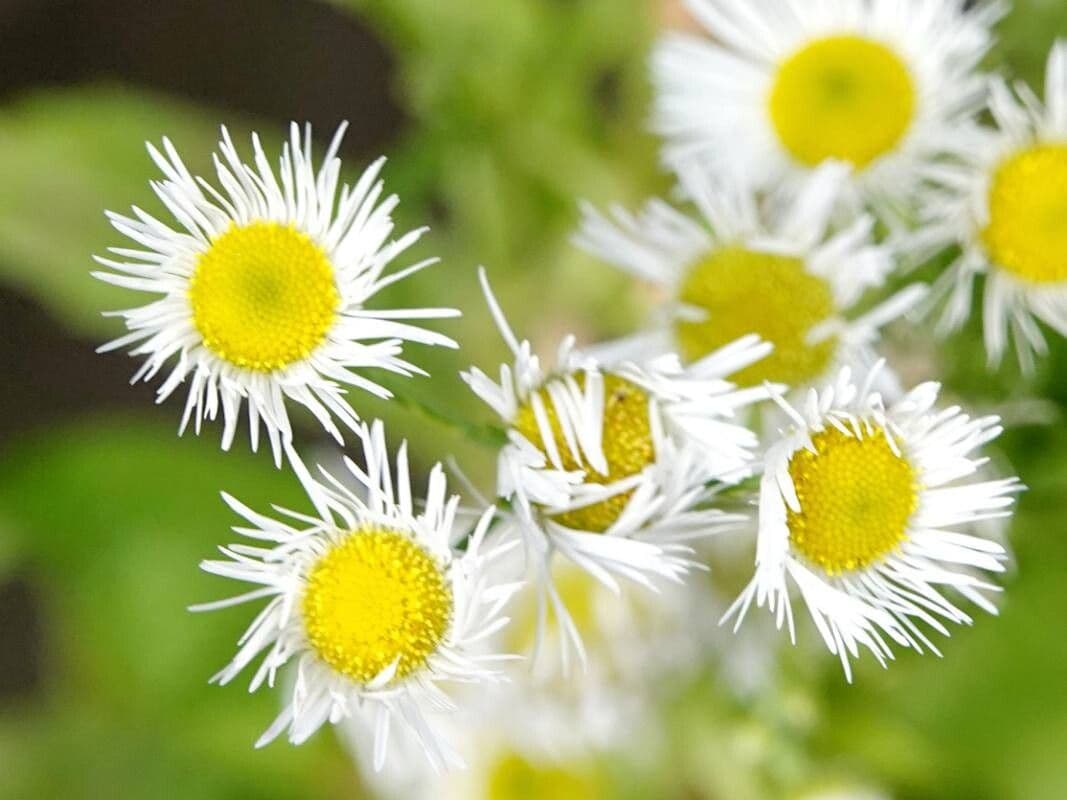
left=347, top=657, right=640, bottom=800
left=191, top=421, right=519, bottom=772
left=575, top=163, right=925, bottom=393
left=94, top=123, right=457, bottom=464
left=919, top=41, right=1067, bottom=370
left=725, top=365, right=1022, bottom=680
left=652, top=0, right=1002, bottom=219
left=498, top=555, right=704, bottom=687
left=462, top=269, right=769, bottom=666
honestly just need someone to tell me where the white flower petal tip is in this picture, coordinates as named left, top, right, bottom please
left=728, top=366, right=1020, bottom=678
left=94, top=123, right=457, bottom=463
left=193, top=419, right=515, bottom=771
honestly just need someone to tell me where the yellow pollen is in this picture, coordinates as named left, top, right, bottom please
left=982, top=143, right=1067, bottom=284
left=675, top=246, right=838, bottom=387
left=769, top=35, right=916, bottom=169
left=189, top=221, right=340, bottom=371
left=513, top=373, right=655, bottom=533
left=301, top=527, right=452, bottom=684
left=487, top=751, right=606, bottom=800
left=787, top=425, right=919, bottom=576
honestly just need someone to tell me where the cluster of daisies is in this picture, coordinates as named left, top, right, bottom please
left=91, top=0, right=1060, bottom=789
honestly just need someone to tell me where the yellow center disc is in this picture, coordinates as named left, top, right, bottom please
left=189, top=221, right=340, bottom=371
left=769, top=35, right=917, bottom=169
left=675, top=246, right=838, bottom=387
left=514, top=374, right=655, bottom=533
left=487, top=751, right=606, bottom=800
left=787, top=425, right=919, bottom=576
left=982, top=143, right=1067, bottom=284
left=302, top=527, right=452, bottom=684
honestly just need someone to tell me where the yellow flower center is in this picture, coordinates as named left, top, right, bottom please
left=513, top=373, right=655, bottom=533
left=487, top=751, right=606, bottom=800
left=301, top=527, right=452, bottom=684
left=982, top=143, right=1067, bottom=284
left=787, top=425, right=919, bottom=576
left=189, top=221, right=340, bottom=371
left=675, top=246, right=838, bottom=387
left=769, top=35, right=916, bottom=169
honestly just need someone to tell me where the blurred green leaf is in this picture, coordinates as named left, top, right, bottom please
left=0, top=85, right=245, bottom=339
left=0, top=417, right=363, bottom=799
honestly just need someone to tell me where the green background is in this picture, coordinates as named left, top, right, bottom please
left=0, top=1, right=1065, bottom=797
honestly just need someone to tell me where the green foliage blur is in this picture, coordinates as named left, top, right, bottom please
left=0, top=1, right=1065, bottom=798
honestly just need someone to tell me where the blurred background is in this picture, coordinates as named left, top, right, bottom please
left=1, top=0, right=1066, bottom=797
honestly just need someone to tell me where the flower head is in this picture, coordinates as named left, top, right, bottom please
left=346, top=613, right=644, bottom=800
left=725, top=365, right=1021, bottom=680
left=575, top=163, right=925, bottom=392
left=94, top=123, right=457, bottom=464
left=918, top=41, right=1067, bottom=370
left=652, top=0, right=1002, bottom=215
left=192, top=421, right=519, bottom=772
left=462, top=269, right=769, bottom=665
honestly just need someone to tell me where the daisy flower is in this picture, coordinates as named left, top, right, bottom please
left=461, top=269, right=769, bottom=663
left=652, top=0, right=1003, bottom=216
left=498, top=554, right=707, bottom=687
left=724, top=365, right=1022, bottom=680
left=191, top=420, right=520, bottom=772
left=347, top=657, right=641, bottom=800
left=93, top=123, right=457, bottom=465
left=575, top=163, right=926, bottom=392
left=919, top=41, right=1067, bottom=370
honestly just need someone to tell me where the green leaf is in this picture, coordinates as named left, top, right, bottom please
left=0, top=417, right=364, bottom=799
left=0, top=85, right=242, bottom=338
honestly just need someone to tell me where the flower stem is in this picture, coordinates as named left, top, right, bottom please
left=375, top=373, right=509, bottom=450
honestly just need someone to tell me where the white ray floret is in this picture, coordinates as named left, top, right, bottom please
left=462, top=268, right=771, bottom=667
left=191, top=420, right=520, bottom=772
left=917, top=41, right=1067, bottom=371
left=575, top=163, right=926, bottom=394
left=652, top=0, right=1002, bottom=218
left=94, top=123, right=457, bottom=464
left=724, top=364, right=1022, bottom=680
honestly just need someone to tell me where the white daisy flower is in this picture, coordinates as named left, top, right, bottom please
left=496, top=554, right=707, bottom=687
left=93, top=123, right=458, bottom=465
left=347, top=659, right=642, bottom=800
left=191, top=420, right=520, bottom=772
left=461, top=269, right=770, bottom=664
left=918, top=41, right=1067, bottom=370
left=652, top=0, right=1003, bottom=217
left=575, top=162, right=926, bottom=392
left=724, top=365, right=1022, bottom=681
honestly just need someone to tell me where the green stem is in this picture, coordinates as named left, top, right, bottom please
left=375, top=373, right=509, bottom=450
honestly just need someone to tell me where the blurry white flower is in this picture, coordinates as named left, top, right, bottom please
left=725, top=365, right=1021, bottom=680
left=347, top=658, right=642, bottom=800
left=652, top=0, right=1002, bottom=218
left=576, top=163, right=925, bottom=394
left=497, top=555, right=704, bottom=687
left=918, top=41, right=1067, bottom=370
left=192, top=421, right=519, bottom=772
left=462, top=269, right=769, bottom=666
left=94, top=123, right=457, bottom=465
